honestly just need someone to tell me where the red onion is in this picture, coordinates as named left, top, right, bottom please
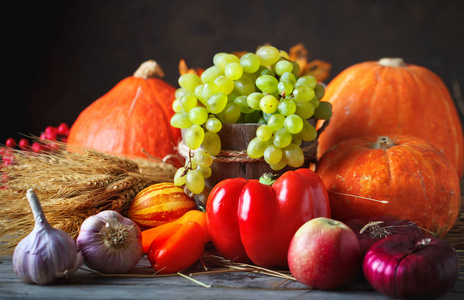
left=77, top=210, right=143, bottom=273
left=345, top=216, right=423, bottom=256
left=363, top=235, right=459, bottom=299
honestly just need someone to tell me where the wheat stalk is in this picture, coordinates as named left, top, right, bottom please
left=0, top=144, right=176, bottom=254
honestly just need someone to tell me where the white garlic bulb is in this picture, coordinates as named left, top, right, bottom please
left=12, top=189, right=83, bottom=284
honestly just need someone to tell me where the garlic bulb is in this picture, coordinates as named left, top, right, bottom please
left=76, top=210, right=143, bottom=273
left=13, top=189, right=83, bottom=284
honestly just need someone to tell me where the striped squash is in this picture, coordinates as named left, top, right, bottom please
left=128, top=183, right=196, bottom=230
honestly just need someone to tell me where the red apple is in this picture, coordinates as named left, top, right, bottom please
left=287, top=217, right=362, bottom=290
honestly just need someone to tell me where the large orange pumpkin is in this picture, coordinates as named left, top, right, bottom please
left=315, top=135, right=461, bottom=238
left=67, top=60, right=181, bottom=161
left=317, top=58, right=464, bottom=178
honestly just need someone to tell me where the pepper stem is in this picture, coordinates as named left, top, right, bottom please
left=259, top=173, right=279, bottom=186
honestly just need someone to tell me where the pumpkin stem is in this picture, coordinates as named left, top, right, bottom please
left=373, top=136, right=394, bottom=150
left=378, top=58, right=405, bottom=68
left=133, top=60, right=165, bottom=79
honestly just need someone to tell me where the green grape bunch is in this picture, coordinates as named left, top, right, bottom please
left=170, top=45, right=332, bottom=194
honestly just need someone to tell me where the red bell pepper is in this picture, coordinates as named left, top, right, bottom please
left=206, top=168, right=330, bottom=268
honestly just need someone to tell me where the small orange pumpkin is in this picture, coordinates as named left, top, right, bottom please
left=67, top=60, right=181, bottom=161
left=315, top=135, right=461, bottom=238
left=128, top=182, right=196, bottom=230
left=317, top=58, right=464, bottom=178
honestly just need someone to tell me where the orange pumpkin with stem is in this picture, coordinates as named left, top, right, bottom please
left=315, top=135, right=461, bottom=238
left=317, top=58, right=464, bottom=178
left=67, top=60, right=181, bottom=162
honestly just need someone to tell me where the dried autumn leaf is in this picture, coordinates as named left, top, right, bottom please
left=302, top=59, right=331, bottom=83
left=178, top=59, right=204, bottom=76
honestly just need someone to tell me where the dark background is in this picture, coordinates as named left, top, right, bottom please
left=4, top=0, right=464, bottom=143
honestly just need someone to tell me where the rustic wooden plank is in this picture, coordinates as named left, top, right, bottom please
left=1, top=255, right=462, bottom=299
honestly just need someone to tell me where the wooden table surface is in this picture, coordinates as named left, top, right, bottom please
left=1, top=254, right=463, bottom=300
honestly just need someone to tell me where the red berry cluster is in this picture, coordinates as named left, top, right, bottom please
left=1, top=123, right=70, bottom=166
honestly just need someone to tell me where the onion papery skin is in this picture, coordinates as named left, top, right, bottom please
left=77, top=210, right=143, bottom=274
left=345, top=216, right=424, bottom=257
left=363, top=235, right=459, bottom=299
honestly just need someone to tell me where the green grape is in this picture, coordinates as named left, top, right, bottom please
left=258, top=67, right=276, bottom=77
left=201, top=65, right=224, bottom=83
left=295, top=100, right=315, bottom=119
left=284, top=114, right=304, bottom=134
left=247, top=92, right=264, bottom=110
left=185, top=125, right=204, bottom=150
left=310, top=95, right=320, bottom=108
left=217, top=102, right=241, bottom=124
left=234, top=95, right=254, bottom=113
left=292, top=136, right=302, bottom=146
left=214, top=53, right=240, bottom=70
left=279, top=50, right=290, bottom=60
left=293, top=86, right=315, bottom=102
left=284, top=143, right=305, bottom=168
left=256, top=45, right=280, bottom=66
left=262, top=112, right=274, bottom=121
left=240, top=110, right=261, bottom=123
left=203, top=132, right=221, bottom=156
left=258, top=117, right=267, bottom=124
left=267, top=113, right=285, bottom=131
left=173, top=167, right=187, bottom=186
left=178, top=73, right=202, bottom=92
left=175, top=87, right=189, bottom=99
left=234, top=76, right=256, bottom=96
left=225, top=62, right=243, bottom=80
left=295, top=119, right=317, bottom=141
left=202, top=82, right=221, bottom=101
left=207, top=92, right=228, bottom=114
left=185, top=169, right=205, bottom=194
left=205, top=117, right=222, bottom=133
left=170, top=112, right=193, bottom=129
left=172, top=98, right=182, bottom=113
left=247, top=137, right=270, bottom=159
left=259, top=95, right=279, bottom=114
left=270, top=157, right=287, bottom=171
left=188, top=106, right=208, bottom=125
left=180, top=94, right=198, bottom=112
left=291, top=61, right=300, bottom=76
left=240, top=52, right=260, bottom=73
left=227, top=90, right=240, bottom=103
left=313, top=101, right=332, bottom=120
left=214, top=75, right=235, bottom=95
left=197, top=166, right=212, bottom=179
left=263, top=144, right=283, bottom=165
left=256, top=75, right=279, bottom=94
left=273, top=128, right=292, bottom=148
left=277, top=81, right=294, bottom=96
left=275, top=60, right=294, bottom=76
left=279, top=72, right=296, bottom=85
left=194, top=84, right=206, bottom=105
left=256, top=124, right=273, bottom=141
left=194, top=149, right=213, bottom=167
left=278, top=98, right=297, bottom=116
left=295, top=75, right=317, bottom=89
left=315, top=84, right=325, bottom=99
